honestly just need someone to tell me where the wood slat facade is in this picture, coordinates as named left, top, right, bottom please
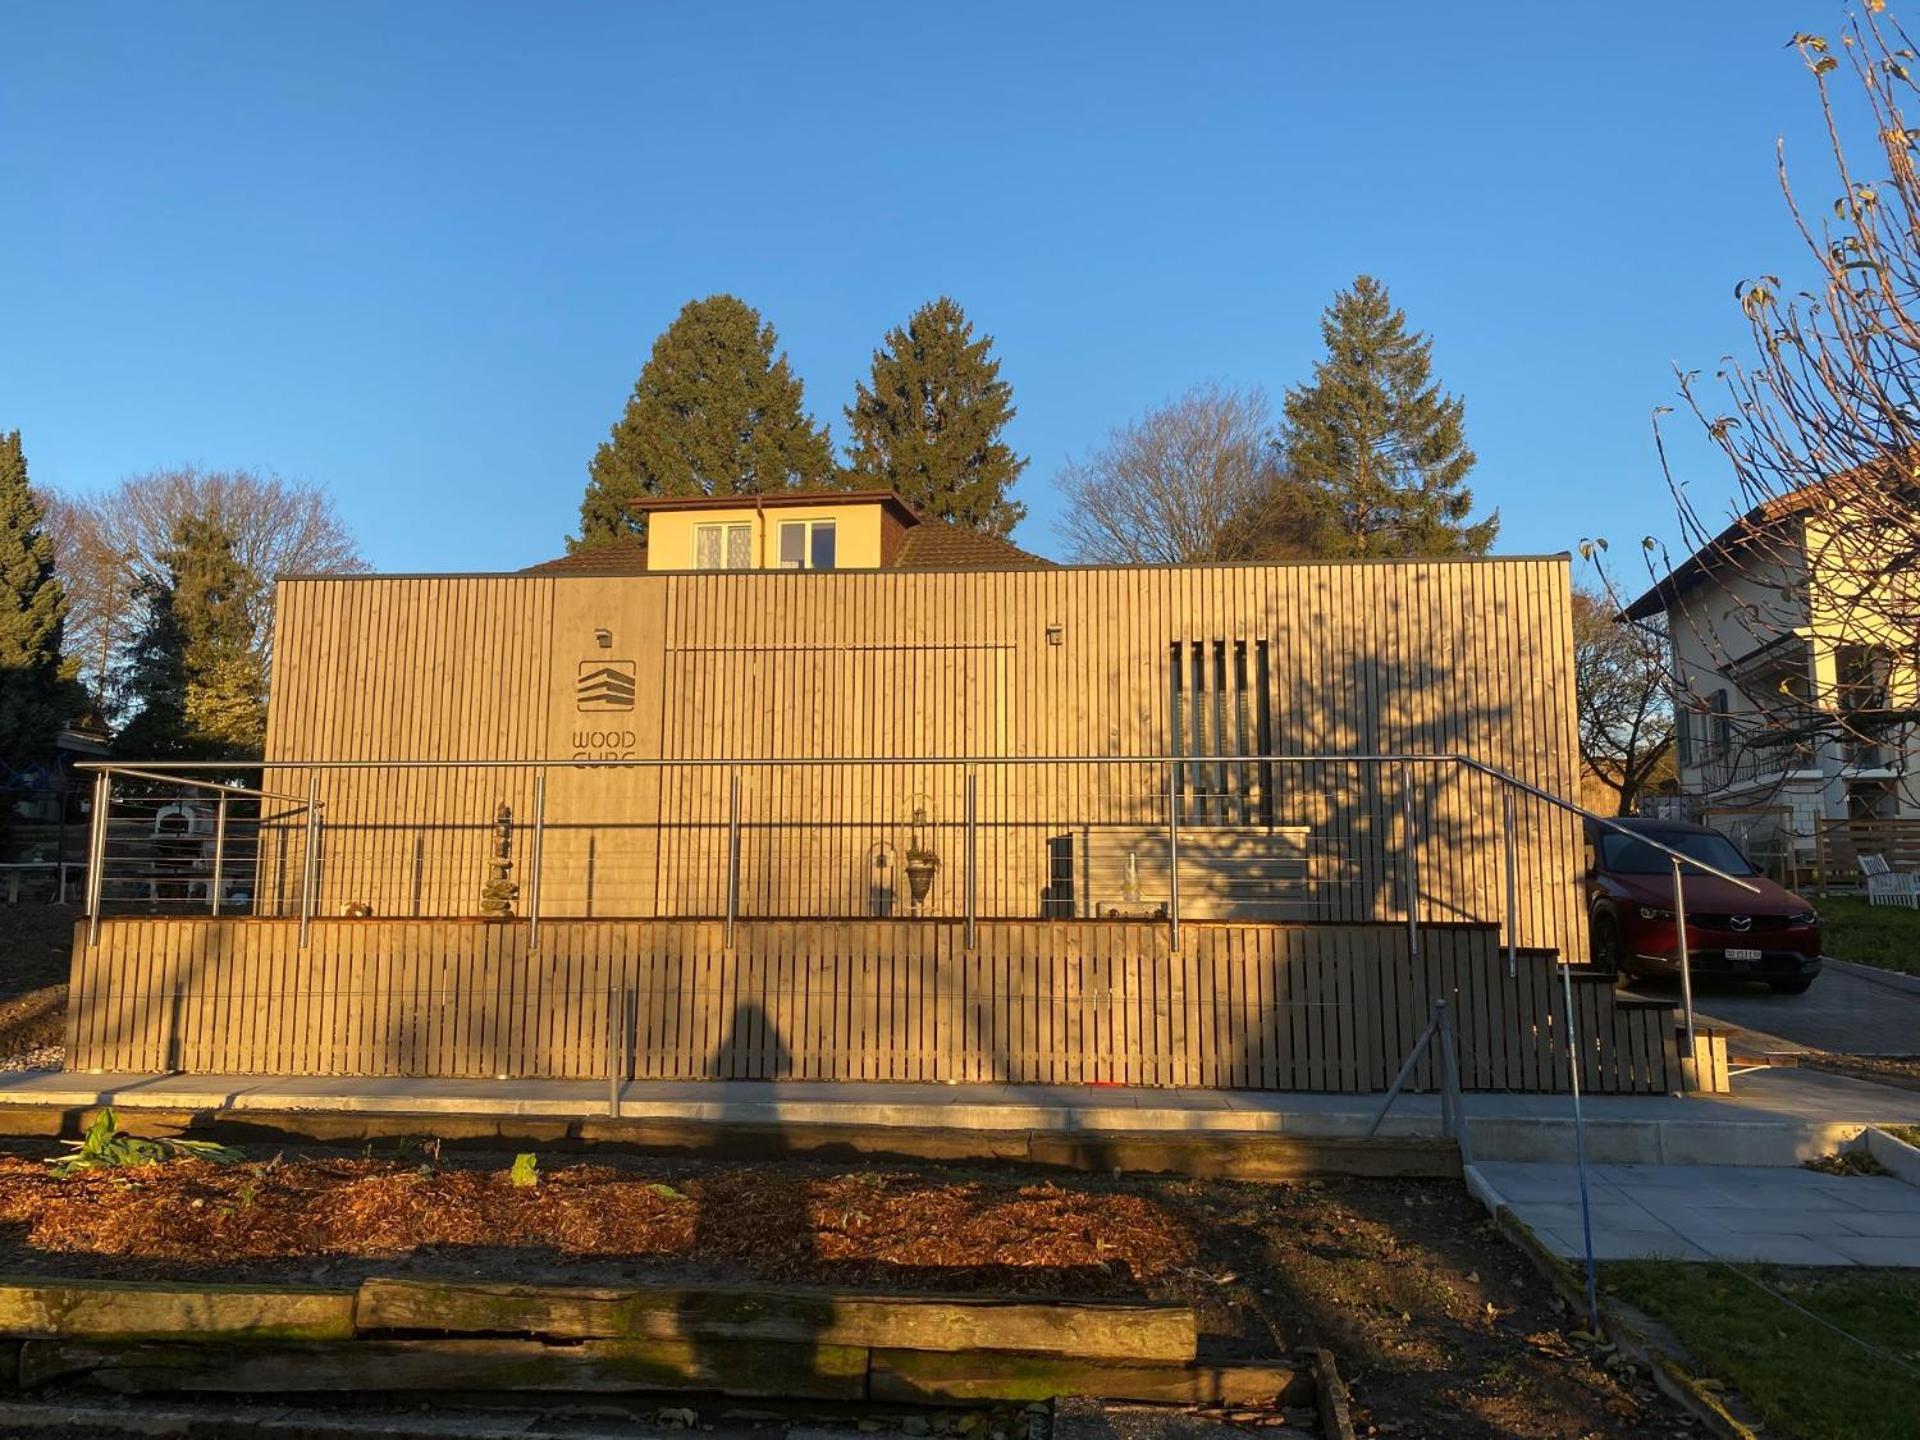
left=257, top=557, right=1587, bottom=960
left=66, top=918, right=1677, bottom=1093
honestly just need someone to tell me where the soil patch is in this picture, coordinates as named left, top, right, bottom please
left=0, top=903, right=78, bottom=996
left=1799, top=1052, right=1920, bottom=1091
left=0, top=904, right=74, bottom=1069
left=0, top=1143, right=1686, bottom=1439
left=0, top=985, right=65, bottom=1066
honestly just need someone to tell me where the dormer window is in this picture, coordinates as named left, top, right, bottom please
left=695, top=523, right=753, bottom=571
left=779, top=519, right=836, bottom=570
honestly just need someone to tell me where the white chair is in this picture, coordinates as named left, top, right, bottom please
left=1860, top=853, right=1920, bottom=909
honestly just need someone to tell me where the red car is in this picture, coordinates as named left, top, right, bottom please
left=1584, top=818, right=1823, bottom=994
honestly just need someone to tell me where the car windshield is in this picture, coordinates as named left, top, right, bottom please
left=1599, top=830, right=1758, bottom=877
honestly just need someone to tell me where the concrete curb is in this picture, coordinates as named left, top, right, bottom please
left=0, top=1080, right=1899, bottom=1169
left=1862, top=1126, right=1920, bottom=1188
left=1465, top=1166, right=1762, bottom=1440
left=1463, top=1114, right=1874, bottom=1168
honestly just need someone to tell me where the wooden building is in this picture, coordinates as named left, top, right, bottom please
left=70, top=491, right=1688, bottom=1094
left=257, top=491, right=1585, bottom=960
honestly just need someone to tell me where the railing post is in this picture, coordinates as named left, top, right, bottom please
left=85, top=771, right=109, bottom=948
left=1402, top=765, right=1420, bottom=961
left=528, top=768, right=547, bottom=953
left=210, top=792, right=229, bottom=917
left=1558, top=956, right=1602, bottom=1334
left=299, top=777, right=319, bottom=948
left=964, top=768, right=977, bottom=952
left=1503, top=788, right=1518, bottom=978
left=725, top=769, right=740, bottom=949
left=1672, top=856, right=1695, bottom=1051
left=1166, top=761, right=1181, bottom=954
left=607, top=980, right=625, bottom=1119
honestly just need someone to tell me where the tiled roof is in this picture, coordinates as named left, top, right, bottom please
left=522, top=538, right=651, bottom=576
left=892, top=522, right=1054, bottom=570
left=1619, top=468, right=1883, bottom=620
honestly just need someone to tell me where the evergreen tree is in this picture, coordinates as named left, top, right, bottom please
left=844, top=297, right=1027, bottom=535
left=116, top=517, right=266, bottom=759
left=1278, top=275, right=1496, bottom=556
left=0, top=431, right=71, bottom=768
left=575, top=295, right=836, bottom=547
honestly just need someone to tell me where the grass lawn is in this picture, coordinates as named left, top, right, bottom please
left=1606, top=1262, right=1920, bottom=1440
left=1815, top=896, right=1920, bottom=977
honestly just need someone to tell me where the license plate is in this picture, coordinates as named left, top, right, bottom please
left=1725, top=948, right=1763, bottom=962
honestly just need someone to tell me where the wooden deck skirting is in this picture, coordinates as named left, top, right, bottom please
left=65, top=918, right=1678, bottom=1094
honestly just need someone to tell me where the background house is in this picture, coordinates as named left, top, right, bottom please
left=1625, top=483, right=1919, bottom=878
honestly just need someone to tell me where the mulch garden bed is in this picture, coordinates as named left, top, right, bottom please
left=0, top=1141, right=1696, bottom=1439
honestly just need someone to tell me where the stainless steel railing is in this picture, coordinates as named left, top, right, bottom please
left=76, top=751, right=1761, bottom=1045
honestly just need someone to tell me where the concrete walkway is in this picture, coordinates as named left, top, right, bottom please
left=1467, top=1158, right=1920, bottom=1266
left=2, top=1064, right=1916, bottom=1167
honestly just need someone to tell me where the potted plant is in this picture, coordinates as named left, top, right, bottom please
left=904, top=796, right=939, bottom=910
left=904, top=844, right=940, bottom=907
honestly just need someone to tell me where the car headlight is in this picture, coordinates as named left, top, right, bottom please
left=1788, top=910, right=1819, bottom=926
left=1639, top=906, right=1675, bottom=920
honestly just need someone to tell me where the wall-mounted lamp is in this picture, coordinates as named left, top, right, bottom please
left=1045, top=622, right=1064, bottom=646
left=594, top=628, right=613, bottom=649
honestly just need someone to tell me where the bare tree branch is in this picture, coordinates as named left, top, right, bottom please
left=1054, top=384, right=1319, bottom=565
left=44, top=468, right=365, bottom=720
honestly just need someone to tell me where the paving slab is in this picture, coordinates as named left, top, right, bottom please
left=1468, top=1159, right=1920, bottom=1266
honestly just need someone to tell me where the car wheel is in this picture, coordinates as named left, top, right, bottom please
left=1590, top=912, right=1625, bottom=981
left=1767, top=978, right=1813, bottom=995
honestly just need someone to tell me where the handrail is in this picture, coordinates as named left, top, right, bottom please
left=80, top=748, right=1761, bottom=1054
left=76, top=750, right=1762, bottom=893
left=84, top=764, right=313, bottom=806
left=76, top=753, right=1467, bottom=771
left=1455, top=756, right=1762, bottom=895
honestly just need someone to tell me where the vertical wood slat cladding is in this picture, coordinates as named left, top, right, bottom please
left=66, top=918, right=1682, bottom=1094
left=263, top=558, right=1585, bottom=962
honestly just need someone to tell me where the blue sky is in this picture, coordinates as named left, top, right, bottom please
left=0, top=2, right=1840, bottom=575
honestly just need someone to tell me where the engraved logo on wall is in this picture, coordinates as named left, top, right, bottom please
left=576, top=660, right=637, bottom=712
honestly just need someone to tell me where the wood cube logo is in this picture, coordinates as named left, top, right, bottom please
left=576, top=660, right=637, bottom=712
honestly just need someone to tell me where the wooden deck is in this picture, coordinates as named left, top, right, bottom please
left=66, top=917, right=1679, bottom=1094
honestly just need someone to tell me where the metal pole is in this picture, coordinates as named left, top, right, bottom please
left=965, top=769, right=977, bottom=952
left=607, top=982, right=624, bottom=1119
left=210, top=793, right=228, bottom=917
left=725, top=770, right=740, bottom=949
left=1672, top=856, right=1696, bottom=1052
left=1438, top=1000, right=1472, bottom=1165
left=528, top=769, right=547, bottom=953
left=1559, top=959, right=1602, bottom=1334
left=1503, top=788, right=1518, bottom=978
left=1402, top=766, right=1420, bottom=961
left=1166, top=761, right=1181, bottom=954
left=299, top=778, right=319, bottom=948
left=1365, top=1012, right=1438, bottom=1137
left=85, top=771, right=109, bottom=948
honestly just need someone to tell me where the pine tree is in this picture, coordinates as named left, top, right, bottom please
left=575, top=295, right=837, bottom=547
left=0, top=431, right=71, bottom=768
left=844, top=297, right=1027, bottom=535
left=1278, top=275, right=1496, bottom=557
left=116, top=517, right=265, bottom=759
